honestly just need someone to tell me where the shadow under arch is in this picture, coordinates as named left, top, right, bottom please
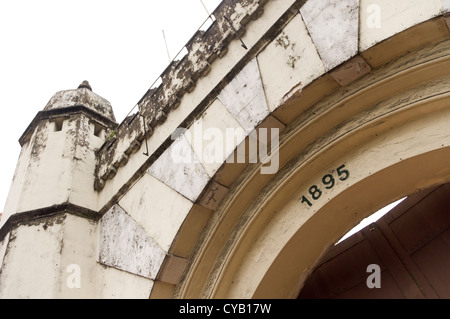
left=298, top=181, right=450, bottom=299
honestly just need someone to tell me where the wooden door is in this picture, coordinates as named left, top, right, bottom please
left=299, top=184, right=450, bottom=299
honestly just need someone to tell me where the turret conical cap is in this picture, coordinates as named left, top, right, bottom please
left=43, top=81, right=116, bottom=122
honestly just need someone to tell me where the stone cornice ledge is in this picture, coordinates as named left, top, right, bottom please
left=0, top=203, right=100, bottom=242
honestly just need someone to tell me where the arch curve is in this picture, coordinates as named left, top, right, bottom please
left=175, top=36, right=450, bottom=299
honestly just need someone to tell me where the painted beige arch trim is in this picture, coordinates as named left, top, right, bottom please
left=252, top=147, right=450, bottom=298
left=171, top=33, right=450, bottom=299
left=224, top=95, right=450, bottom=299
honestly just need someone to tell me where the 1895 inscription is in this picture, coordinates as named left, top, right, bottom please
left=301, top=165, right=350, bottom=207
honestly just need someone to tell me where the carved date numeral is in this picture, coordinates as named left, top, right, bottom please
left=301, top=165, right=350, bottom=207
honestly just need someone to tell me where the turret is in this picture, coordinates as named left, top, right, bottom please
left=1, top=81, right=117, bottom=227
left=0, top=82, right=117, bottom=298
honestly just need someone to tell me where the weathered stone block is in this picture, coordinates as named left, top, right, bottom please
left=119, top=174, right=194, bottom=252
left=257, top=13, right=326, bottom=112
left=187, top=99, right=246, bottom=178
left=300, top=0, right=359, bottom=71
left=99, top=205, right=166, bottom=280
left=218, top=58, right=269, bottom=133
left=147, top=134, right=210, bottom=202
left=360, top=0, right=444, bottom=52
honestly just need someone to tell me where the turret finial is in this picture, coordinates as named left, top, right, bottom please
left=78, top=80, right=92, bottom=91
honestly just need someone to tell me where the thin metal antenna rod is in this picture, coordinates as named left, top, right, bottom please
left=162, top=30, right=171, bottom=63
left=199, top=0, right=214, bottom=22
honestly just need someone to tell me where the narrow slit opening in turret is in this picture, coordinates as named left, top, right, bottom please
left=93, top=122, right=104, bottom=138
left=53, top=118, right=64, bottom=132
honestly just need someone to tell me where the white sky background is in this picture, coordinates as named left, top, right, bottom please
left=336, top=197, right=406, bottom=244
left=0, top=0, right=222, bottom=210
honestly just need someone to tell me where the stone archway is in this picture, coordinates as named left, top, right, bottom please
left=174, top=36, right=450, bottom=299
left=4, top=0, right=450, bottom=301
